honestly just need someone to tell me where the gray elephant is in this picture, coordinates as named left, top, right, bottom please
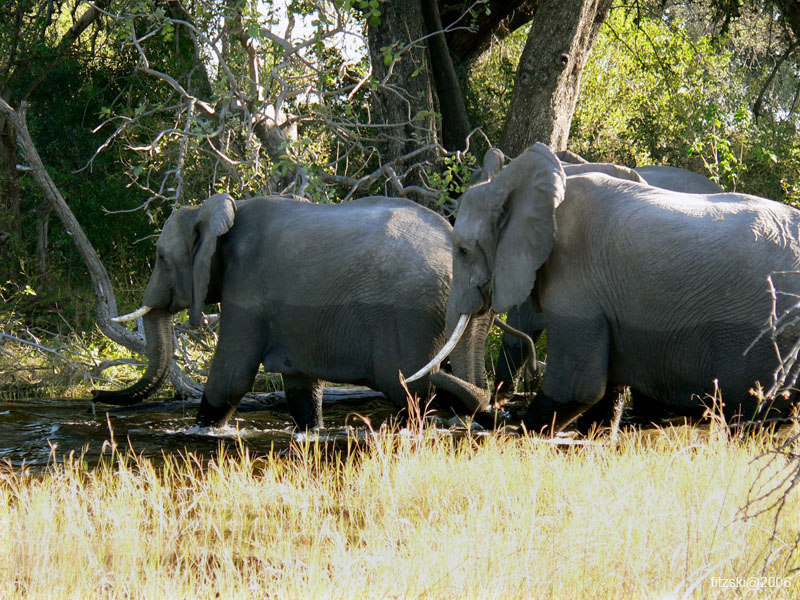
left=557, top=147, right=724, bottom=194
left=93, top=193, right=489, bottom=429
left=495, top=159, right=723, bottom=397
left=410, top=143, right=800, bottom=433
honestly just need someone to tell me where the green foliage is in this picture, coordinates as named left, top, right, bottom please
left=571, top=7, right=800, bottom=203
left=427, top=153, right=476, bottom=208
left=464, top=5, right=800, bottom=205
left=335, top=0, right=384, bottom=26
left=4, top=0, right=800, bottom=389
left=463, top=25, right=527, bottom=145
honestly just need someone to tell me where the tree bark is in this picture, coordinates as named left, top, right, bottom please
left=0, top=99, right=199, bottom=398
left=367, top=0, right=439, bottom=192
left=440, top=0, right=538, bottom=64
left=499, top=0, right=612, bottom=156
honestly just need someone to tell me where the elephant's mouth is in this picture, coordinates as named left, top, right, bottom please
left=477, top=282, right=492, bottom=313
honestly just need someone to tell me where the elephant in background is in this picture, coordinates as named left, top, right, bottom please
left=93, top=193, right=490, bottom=429
left=557, top=148, right=724, bottom=194
left=413, top=143, right=800, bottom=433
left=634, top=165, right=723, bottom=194
left=494, top=158, right=723, bottom=398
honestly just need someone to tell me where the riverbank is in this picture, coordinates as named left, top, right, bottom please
left=0, top=422, right=798, bottom=599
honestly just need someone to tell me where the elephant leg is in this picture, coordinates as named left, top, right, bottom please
left=282, top=374, right=324, bottom=430
left=570, top=385, right=626, bottom=435
left=195, top=312, right=265, bottom=427
left=522, top=316, right=610, bottom=434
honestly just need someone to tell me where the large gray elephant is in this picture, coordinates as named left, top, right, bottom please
left=93, top=193, right=489, bottom=429
left=410, top=143, right=800, bottom=433
left=494, top=159, right=723, bottom=396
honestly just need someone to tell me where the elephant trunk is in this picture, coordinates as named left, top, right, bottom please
left=429, top=371, right=490, bottom=413
left=449, top=313, right=490, bottom=391
left=493, top=318, right=537, bottom=374
left=92, top=307, right=174, bottom=405
left=404, top=312, right=492, bottom=413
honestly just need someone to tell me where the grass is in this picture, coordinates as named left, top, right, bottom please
left=0, top=421, right=798, bottom=599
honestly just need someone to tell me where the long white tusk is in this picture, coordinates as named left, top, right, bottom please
left=112, top=306, right=153, bottom=322
left=404, top=314, right=471, bottom=383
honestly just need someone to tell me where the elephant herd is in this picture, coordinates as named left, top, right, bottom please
left=94, top=144, right=800, bottom=435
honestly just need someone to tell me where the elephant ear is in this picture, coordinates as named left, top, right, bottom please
left=561, top=162, right=645, bottom=184
left=190, top=193, right=236, bottom=327
left=491, top=143, right=566, bottom=314
left=471, top=148, right=505, bottom=185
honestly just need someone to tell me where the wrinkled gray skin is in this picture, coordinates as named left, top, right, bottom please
left=94, top=194, right=490, bottom=429
left=448, top=143, right=800, bottom=433
left=495, top=160, right=723, bottom=397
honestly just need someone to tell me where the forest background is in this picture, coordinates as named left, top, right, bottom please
left=1, top=0, right=799, bottom=396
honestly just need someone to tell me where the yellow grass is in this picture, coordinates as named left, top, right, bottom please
left=0, top=424, right=798, bottom=599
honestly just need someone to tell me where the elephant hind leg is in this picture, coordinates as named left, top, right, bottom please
left=283, top=374, right=324, bottom=430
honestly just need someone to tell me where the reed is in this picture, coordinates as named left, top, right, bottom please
left=0, top=423, right=798, bottom=599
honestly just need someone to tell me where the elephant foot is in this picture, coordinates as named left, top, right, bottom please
left=195, top=395, right=237, bottom=428
left=521, top=392, right=591, bottom=435
left=570, top=386, right=626, bottom=436
left=471, top=407, right=514, bottom=430
left=283, top=375, right=324, bottom=431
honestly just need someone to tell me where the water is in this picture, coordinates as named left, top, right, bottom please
left=0, top=389, right=412, bottom=473
left=5, top=391, right=775, bottom=474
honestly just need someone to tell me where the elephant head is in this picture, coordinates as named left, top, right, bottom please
left=93, top=193, right=236, bottom=405
left=406, top=144, right=562, bottom=386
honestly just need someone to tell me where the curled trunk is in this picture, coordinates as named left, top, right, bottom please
left=431, top=312, right=492, bottom=413
left=429, top=370, right=490, bottom=413
left=92, top=308, right=174, bottom=405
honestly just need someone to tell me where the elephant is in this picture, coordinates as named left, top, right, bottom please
left=634, top=165, right=723, bottom=194
left=409, top=142, right=800, bottom=433
left=494, top=159, right=723, bottom=397
left=93, top=193, right=491, bottom=429
left=556, top=147, right=724, bottom=194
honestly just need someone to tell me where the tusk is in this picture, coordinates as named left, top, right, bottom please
left=112, top=306, right=153, bottom=322
left=404, top=314, right=470, bottom=383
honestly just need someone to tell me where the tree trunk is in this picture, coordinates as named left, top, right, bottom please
left=499, top=0, right=612, bottom=156
left=440, top=0, right=538, bottom=64
left=367, top=0, right=440, bottom=192
left=420, top=1, right=471, bottom=151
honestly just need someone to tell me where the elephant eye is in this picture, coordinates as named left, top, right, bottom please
left=457, top=246, right=469, bottom=257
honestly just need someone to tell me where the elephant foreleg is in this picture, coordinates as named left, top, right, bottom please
left=522, top=315, right=610, bottom=434
left=282, top=374, right=324, bottom=430
left=570, top=385, right=626, bottom=435
left=195, top=313, right=265, bottom=427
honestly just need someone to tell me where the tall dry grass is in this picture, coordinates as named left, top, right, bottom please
left=0, top=423, right=798, bottom=599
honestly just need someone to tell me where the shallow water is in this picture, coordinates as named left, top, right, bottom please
left=0, top=390, right=410, bottom=473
